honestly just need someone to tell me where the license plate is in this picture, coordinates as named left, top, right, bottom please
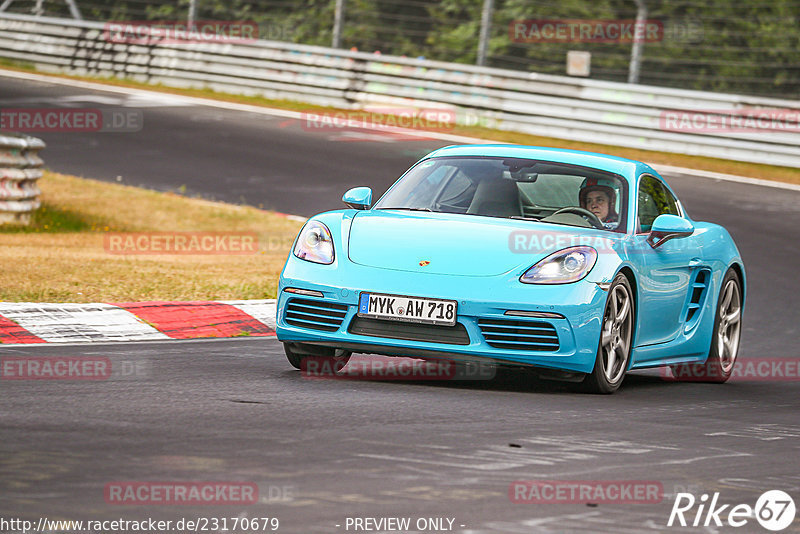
left=358, top=292, right=457, bottom=326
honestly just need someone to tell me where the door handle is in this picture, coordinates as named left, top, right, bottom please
left=689, top=258, right=702, bottom=267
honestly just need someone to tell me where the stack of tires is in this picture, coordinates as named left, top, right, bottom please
left=0, top=133, right=45, bottom=225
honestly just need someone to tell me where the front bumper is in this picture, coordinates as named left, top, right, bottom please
left=276, top=261, right=607, bottom=374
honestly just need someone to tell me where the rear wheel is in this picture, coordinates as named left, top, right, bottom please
left=583, top=273, right=634, bottom=394
left=671, top=269, right=742, bottom=383
left=283, top=343, right=352, bottom=372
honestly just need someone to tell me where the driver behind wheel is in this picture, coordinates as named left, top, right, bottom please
left=579, top=178, right=619, bottom=228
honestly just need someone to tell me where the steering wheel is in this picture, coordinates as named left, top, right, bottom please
left=551, top=207, right=605, bottom=230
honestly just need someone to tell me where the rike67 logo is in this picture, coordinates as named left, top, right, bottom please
left=668, top=490, right=796, bottom=531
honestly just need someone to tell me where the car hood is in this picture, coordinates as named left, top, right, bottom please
left=347, top=210, right=617, bottom=277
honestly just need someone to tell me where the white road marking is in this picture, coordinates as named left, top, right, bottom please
left=705, top=423, right=800, bottom=441
left=656, top=452, right=753, bottom=465
left=52, top=95, right=125, bottom=106
left=358, top=438, right=677, bottom=471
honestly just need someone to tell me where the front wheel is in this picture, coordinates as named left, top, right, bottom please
left=670, top=269, right=742, bottom=383
left=283, top=343, right=352, bottom=371
left=583, top=273, right=634, bottom=394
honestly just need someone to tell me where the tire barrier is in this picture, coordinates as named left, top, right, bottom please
left=0, top=132, right=45, bottom=225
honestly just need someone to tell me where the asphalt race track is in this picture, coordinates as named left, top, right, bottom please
left=2, top=72, right=800, bottom=533
left=3, top=339, right=799, bottom=533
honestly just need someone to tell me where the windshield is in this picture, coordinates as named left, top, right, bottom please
left=373, top=156, right=628, bottom=232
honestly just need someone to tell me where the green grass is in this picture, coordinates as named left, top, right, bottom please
left=0, top=203, right=118, bottom=233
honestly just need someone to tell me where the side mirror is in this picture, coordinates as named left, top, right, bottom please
left=647, top=214, right=694, bottom=248
left=342, top=187, right=372, bottom=210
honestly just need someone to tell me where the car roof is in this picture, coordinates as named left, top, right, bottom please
left=423, top=145, right=653, bottom=181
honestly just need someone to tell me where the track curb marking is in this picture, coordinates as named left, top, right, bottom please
left=0, top=300, right=277, bottom=345
left=0, top=314, right=45, bottom=344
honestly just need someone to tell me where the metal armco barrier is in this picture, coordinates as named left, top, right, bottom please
left=0, top=132, right=45, bottom=224
left=0, top=13, right=798, bottom=168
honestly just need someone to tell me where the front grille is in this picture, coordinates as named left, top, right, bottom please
left=478, top=318, right=559, bottom=351
left=349, top=316, right=470, bottom=345
left=285, top=298, right=348, bottom=332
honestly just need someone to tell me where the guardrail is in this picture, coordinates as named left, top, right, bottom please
left=0, top=132, right=44, bottom=224
left=0, top=13, right=798, bottom=168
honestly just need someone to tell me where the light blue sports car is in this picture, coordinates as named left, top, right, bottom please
left=276, top=145, right=745, bottom=393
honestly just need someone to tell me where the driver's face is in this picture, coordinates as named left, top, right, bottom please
left=584, top=191, right=610, bottom=221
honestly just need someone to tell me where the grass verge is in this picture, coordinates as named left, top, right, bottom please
left=1, top=62, right=798, bottom=185
left=0, top=172, right=303, bottom=302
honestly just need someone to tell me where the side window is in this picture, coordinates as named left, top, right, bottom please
left=638, top=175, right=680, bottom=232
left=662, top=186, right=680, bottom=216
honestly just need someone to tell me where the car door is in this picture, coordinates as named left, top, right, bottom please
left=632, top=174, right=703, bottom=350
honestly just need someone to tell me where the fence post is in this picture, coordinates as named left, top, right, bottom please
left=187, top=0, right=197, bottom=28
left=628, top=0, right=647, bottom=83
left=332, top=0, right=345, bottom=48
left=476, top=0, right=494, bottom=66
left=64, top=0, right=82, bottom=20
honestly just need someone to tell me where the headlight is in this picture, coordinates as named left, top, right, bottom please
left=293, top=221, right=334, bottom=264
left=520, top=246, right=597, bottom=284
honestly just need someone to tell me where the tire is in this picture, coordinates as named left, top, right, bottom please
left=670, top=269, right=742, bottom=383
left=283, top=342, right=352, bottom=372
left=583, top=273, right=634, bottom=394
left=283, top=343, right=305, bottom=370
